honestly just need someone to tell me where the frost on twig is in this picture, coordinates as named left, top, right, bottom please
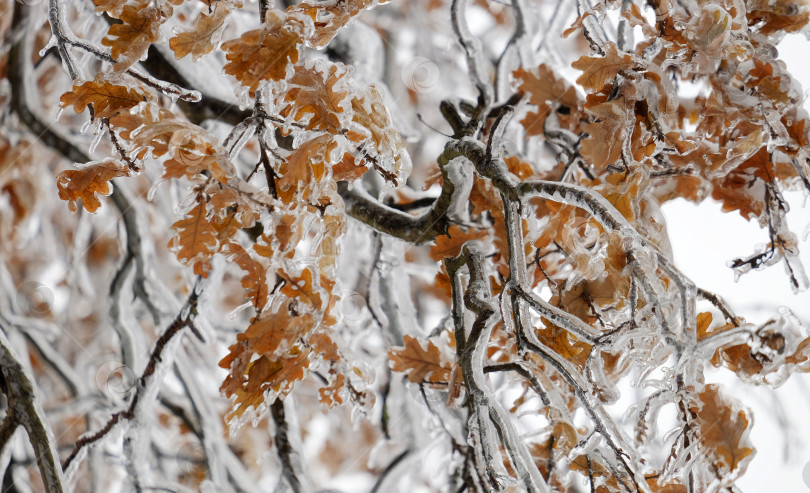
left=4, top=0, right=810, bottom=490
left=0, top=327, right=65, bottom=493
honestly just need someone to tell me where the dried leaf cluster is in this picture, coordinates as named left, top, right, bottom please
left=0, top=0, right=809, bottom=491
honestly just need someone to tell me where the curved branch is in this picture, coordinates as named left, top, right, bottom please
left=0, top=328, right=65, bottom=493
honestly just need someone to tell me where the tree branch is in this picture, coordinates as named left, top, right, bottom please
left=0, top=328, right=65, bottom=493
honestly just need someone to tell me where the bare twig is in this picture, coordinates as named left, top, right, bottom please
left=62, top=287, right=203, bottom=472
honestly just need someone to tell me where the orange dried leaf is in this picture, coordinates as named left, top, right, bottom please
left=222, top=10, right=305, bottom=95
left=279, top=63, right=350, bottom=133
left=646, top=477, right=687, bottom=493
left=292, top=0, right=374, bottom=48
left=429, top=225, right=489, bottom=261
left=580, top=100, right=627, bottom=172
left=332, top=152, right=369, bottom=181
left=514, top=65, right=579, bottom=136
left=277, top=134, right=335, bottom=203
left=102, top=3, right=163, bottom=71
left=570, top=454, right=618, bottom=490
left=168, top=202, right=218, bottom=277
left=170, top=1, right=234, bottom=61
left=225, top=243, right=269, bottom=310
left=228, top=350, right=310, bottom=420
left=696, top=311, right=713, bottom=340
left=60, top=75, right=151, bottom=118
left=56, top=160, right=130, bottom=213
left=537, top=317, right=592, bottom=369
left=281, top=267, right=323, bottom=309
left=350, top=86, right=410, bottom=186
left=786, top=336, right=810, bottom=365
left=243, top=302, right=315, bottom=356
left=389, top=335, right=451, bottom=385
left=572, top=43, right=636, bottom=93
left=691, top=385, right=755, bottom=475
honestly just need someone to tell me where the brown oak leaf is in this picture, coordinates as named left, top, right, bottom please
left=429, top=225, right=489, bottom=261
left=291, top=0, right=374, bottom=49
left=222, top=10, right=305, bottom=95
left=349, top=85, right=410, bottom=186
left=279, top=62, right=351, bottom=133
left=690, top=385, right=755, bottom=475
left=168, top=201, right=218, bottom=277
left=56, top=159, right=130, bottom=213
left=572, top=43, right=636, bottom=93
left=60, top=74, right=152, bottom=119
left=389, top=335, right=452, bottom=385
left=514, top=65, right=580, bottom=136
left=170, top=0, right=236, bottom=61
left=580, top=99, right=627, bottom=172
left=102, top=2, right=164, bottom=71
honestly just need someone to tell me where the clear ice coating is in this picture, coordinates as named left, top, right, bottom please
left=4, top=0, right=810, bottom=491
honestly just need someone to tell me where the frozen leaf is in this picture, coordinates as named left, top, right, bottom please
left=102, top=2, right=164, bottom=71
left=350, top=85, right=411, bottom=186
left=242, top=300, right=316, bottom=356
left=279, top=62, right=351, bottom=133
left=514, top=65, right=579, bottom=136
left=224, top=243, right=269, bottom=310
left=277, top=134, right=337, bottom=203
left=572, top=43, right=636, bottom=93
left=170, top=1, right=236, bottom=61
left=226, top=350, right=311, bottom=420
left=222, top=10, right=306, bottom=95
left=332, top=152, right=369, bottom=181
left=696, top=312, right=713, bottom=340
left=748, top=0, right=810, bottom=36
left=281, top=267, right=323, bottom=309
left=93, top=0, right=125, bottom=16
left=536, top=317, right=592, bottom=369
left=429, top=225, right=488, bottom=261
left=786, top=336, right=810, bottom=366
left=570, top=454, right=619, bottom=490
left=168, top=201, right=218, bottom=277
left=646, top=477, right=687, bottom=492
left=60, top=74, right=152, bottom=119
left=292, top=0, right=375, bottom=49
left=389, top=335, right=452, bottom=385
left=56, top=159, right=130, bottom=213
left=580, top=100, right=627, bottom=172
left=310, top=332, right=349, bottom=407
left=691, top=385, right=755, bottom=476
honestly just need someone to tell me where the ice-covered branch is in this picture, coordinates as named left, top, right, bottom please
left=62, top=287, right=203, bottom=473
left=270, top=399, right=310, bottom=493
left=447, top=244, right=549, bottom=492
left=0, top=327, right=65, bottom=493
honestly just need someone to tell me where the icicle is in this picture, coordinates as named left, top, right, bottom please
left=226, top=121, right=256, bottom=160
left=88, top=125, right=106, bottom=156
left=39, top=35, right=58, bottom=58
left=79, top=119, right=93, bottom=134
left=237, top=87, right=251, bottom=111
left=146, top=179, right=163, bottom=202
left=53, top=107, right=64, bottom=123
